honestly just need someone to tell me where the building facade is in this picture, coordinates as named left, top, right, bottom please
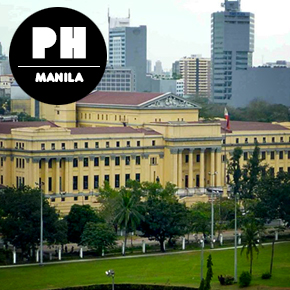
left=108, top=13, right=147, bottom=92
left=180, top=55, right=211, bottom=98
left=3, top=91, right=290, bottom=213
left=96, top=67, right=136, bottom=92
left=211, top=0, right=254, bottom=103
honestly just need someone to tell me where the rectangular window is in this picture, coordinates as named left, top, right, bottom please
left=136, top=156, right=141, bottom=165
left=0, top=175, right=3, bottom=184
left=254, top=137, right=258, bottom=143
left=150, top=157, right=157, bottom=165
left=269, top=168, right=274, bottom=177
left=74, top=196, right=78, bottom=201
left=288, top=151, right=290, bottom=159
left=125, top=174, right=130, bottom=186
left=74, top=142, right=78, bottom=149
left=263, top=137, right=266, bottom=143
left=51, top=143, right=55, bottom=150
left=94, top=157, right=99, bottom=166
left=271, top=151, right=275, bottom=160
left=61, top=197, right=65, bottom=202
left=152, top=140, right=156, bottom=146
left=105, top=157, right=110, bottom=166
left=244, top=152, right=248, bottom=160
left=245, top=138, right=248, bottom=144
left=85, top=142, right=89, bottom=149
left=61, top=143, right=65, bottom=150
left=73, top=158, right=78, bottom=167
left=135, top=173, right=140, bottom=182
left=261, top=152, right=266, bottom=160
left=0, top=157, right=3, bottom=167
left=94, top=175, right=99, bottom=189
left=125, top=156, right=130, bottom=166
left=126, top=141, right=130, bottom=147
left=116, top=141, right=120, bottom=147
left=272, top=137, right=275, bottom=143
left=196, top=154, right=200, bottom=162
left=185, top=155, right=189, bottom=163
left=48, top=159, right=52, bottom=168
left=279, top=151, right=283, bottom=160
left=73, top=176, right=78, bottom=190
left=236, top=138, right=239, bottom=144
left=115, top=174, right=120, bottom=188
left=16, top=158, right=19, bottom=168
left=279, top=167, right=283, bottom=173
left=39, top=160, right=42, bottom=169
left=95, top=142, right=99, bottom=148
left=83, top=176, right=88, bottom=189
left=115, top=156, right=120, bottom=166
left=83, top=158, right=89, bottom=167
left=137, top=141, right=140, bottom=147
left=281, top=137, right=284, bottom=143
left=104, top=175, right=110, bottom=183
left=106, top=141, right=110, bottom=148
left=41, top=143, right=45, bottom=150
left=48, top=177, right=52, bottom=191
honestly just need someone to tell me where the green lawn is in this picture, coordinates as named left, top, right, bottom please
left=0, top=242, right=289, bottom=290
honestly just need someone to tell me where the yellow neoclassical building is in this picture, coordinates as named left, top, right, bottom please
left=3, top=91, right=290, bottom=213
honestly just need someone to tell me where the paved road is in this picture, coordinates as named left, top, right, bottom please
left=0, top=241, right=288, bottom=269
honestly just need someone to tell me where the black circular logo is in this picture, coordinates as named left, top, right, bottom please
left=9, top=7, right=107, bottom=105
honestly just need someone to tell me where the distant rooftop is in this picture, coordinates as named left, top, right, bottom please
left=0, top=121, right=58, bottom=134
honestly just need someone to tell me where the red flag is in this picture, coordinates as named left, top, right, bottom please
left=224, top=107, right=230, bottom=130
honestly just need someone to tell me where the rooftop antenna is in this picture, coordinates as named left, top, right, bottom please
left=108, top=7, right=110, bottom=24
left=128, top=9, right=130, bottom=19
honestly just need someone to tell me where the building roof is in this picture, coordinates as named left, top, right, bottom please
left=220, top=120, right=290, bottom=132
left=69, top=126, right=161, bottom=135
left=0, top=121, right=58, bottom=134
left=77, top=91, right=164, bottom=106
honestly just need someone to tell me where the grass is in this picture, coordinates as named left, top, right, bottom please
left=0, top=242, right=289, bottom=290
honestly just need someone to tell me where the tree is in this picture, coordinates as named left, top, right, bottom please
left=114, top=186, right=144, bottom=255
left=0, top=186, right=60, bottom=258
left=228, top=147, right=243, bottom=196
left=204, top=254, right=213, bottom=290
left=241, top=144, right=265, bottom=199
left=240, top=217, right=263, bottom=274
left=140, top=197, right=188, bottom=252
left=65, top=204, right=103, bottom=244
left=81, top=222, right=117, bottom=254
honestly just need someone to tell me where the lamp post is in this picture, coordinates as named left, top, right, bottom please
left=105, top=269, right=115, bottom=290
left=208, top=172, right=217, bottom=249
left=199, top=239, right=204, bottom=280
left=35, top=181, right=44, bottom=266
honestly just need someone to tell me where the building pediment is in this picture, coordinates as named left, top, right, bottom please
left=140, top=93, right=201, bottom=109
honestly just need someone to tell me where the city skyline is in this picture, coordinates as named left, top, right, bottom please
left=0, top=0, right=290, bottom=70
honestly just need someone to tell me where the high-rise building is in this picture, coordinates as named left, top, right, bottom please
left=154, top=60, right=163, bottom=75
left=147, top=60, right=152, bottom=74
left=172, top=61, right=181, bottom=78
left=180, top=55, right=211, bottom=98
left=211, top=0, right=254, bottom=103
left=108, top=11, right=147, bottom=92
left=0, top=42, right=2, bottom=56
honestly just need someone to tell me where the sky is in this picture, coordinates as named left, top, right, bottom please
left=1, top=0, right=290, bottom=70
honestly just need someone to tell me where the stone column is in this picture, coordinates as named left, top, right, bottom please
left=170, top=149, right=178, bottom=186
left=216, top=148, right=222, bottom=187
left=110, top=155, right=115, bottom=188
left=33, top=158, right=40, bottom=186
left=120, top=155, right=125, bottom=187
left=78, top=156, right=83, bottom=191
left=178, top=149, right=183, bottom=188
left=55, top=158, right=60, bottom=193
left=44, top=159, right=49, bottom=194
left=188, top=149, right=194, bottom=188
left=210, top=148, right=215, bottom=186
left=142, top=154, right=150, bottom=182
left=11, top=156, right=15, bottom=187
left=89, top=156, right=94, bottom=191
left=200, top=149, right=205, bottom=188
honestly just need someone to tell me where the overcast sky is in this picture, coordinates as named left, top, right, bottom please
left=1, top=0, right=290, bottom=70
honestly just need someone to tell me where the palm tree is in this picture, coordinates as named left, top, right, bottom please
left=241, top=218, right=263, bottom=274
left=114, top=186, right=144, bottom=255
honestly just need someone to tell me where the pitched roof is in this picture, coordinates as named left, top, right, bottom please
left=69, top=126, right=161, bottom=135
left=77, top=91, right=164, bottom=106
left=0, top=121, right=58, bottom=134
left=220, top=120, right=290, bottom=132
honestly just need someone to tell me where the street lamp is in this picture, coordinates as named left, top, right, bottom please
left=199, top=238, right=205, bottom=280
left=35, top=181, right=44, bottom=266
left=208, top=172, right=218, bottom=249
left=105, top=269, right=115, bottom=290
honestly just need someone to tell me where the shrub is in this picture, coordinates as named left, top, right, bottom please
left=218, top=275, right=235, bottom=285
left=239, top=271, right=252, bottom=287
left=261, top=272, right=272, bottom=279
